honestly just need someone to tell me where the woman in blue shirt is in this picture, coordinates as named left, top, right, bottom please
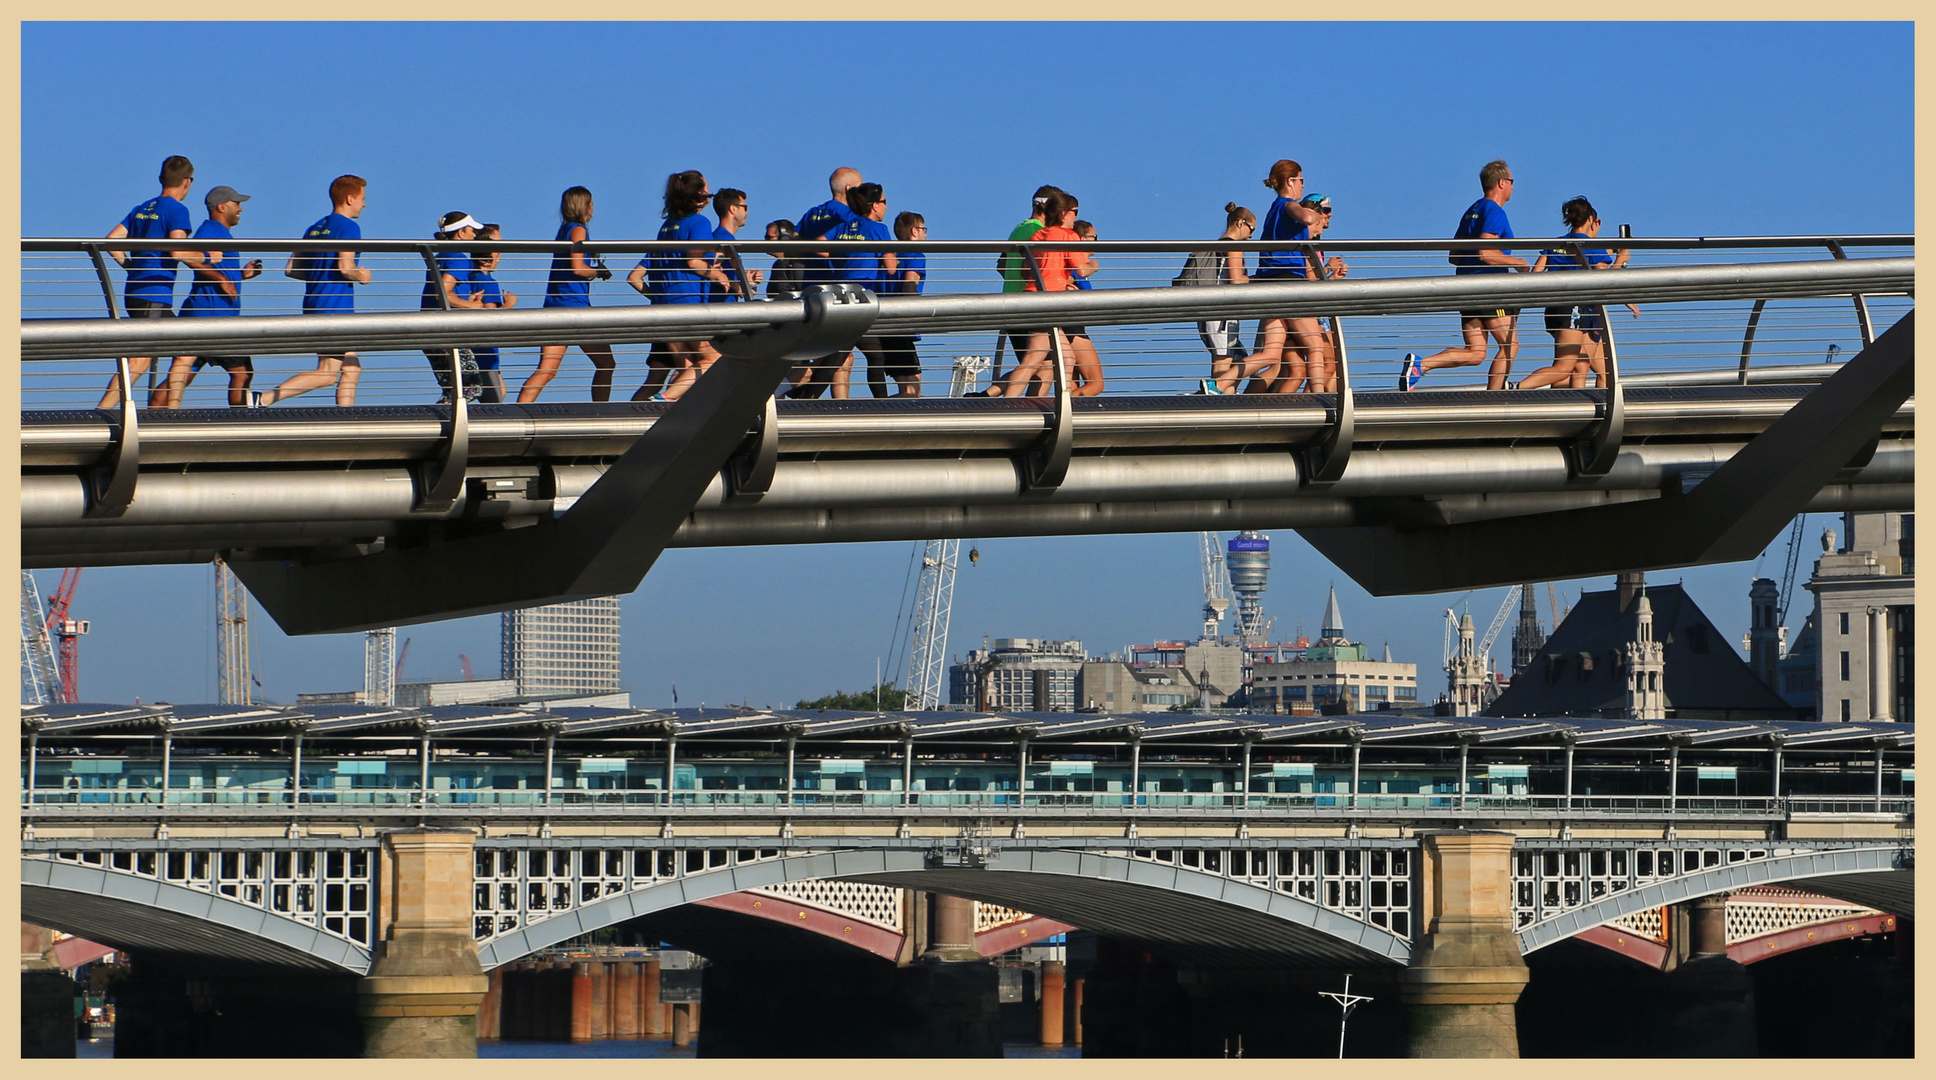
left=1518, top=197, right=1638, bottom=390
left=518, top=186, right=616, bottom=403
left=654, top=171, right=735, bottom=402
left=468, top=224, right=518, bottom=405
left=421, top=211, right=491, bottom=403
left=1249, top=160, right=1329, bottom=395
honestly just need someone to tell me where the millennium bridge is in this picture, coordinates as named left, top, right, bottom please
left=21, top=701, right=1913, bottom=1056
left=20, top=234, right=1913, bottom=631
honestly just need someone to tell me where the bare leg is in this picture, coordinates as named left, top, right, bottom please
left=226, top=364, right=253, bottom=408
left=259, top=354, right=347, bottom=406
left=586, top=343, right=617, bottom=403
left=1002, top=334, right=1052, bottom=397
left=830, top=354, right=854, bottom=400
left=1414, top=317, right=1492, bottom=381
left=99, top=356, right=155, bottom=409
left=335, top=353, right=360, bottom=406
left=518, top=344, right=568, bottom=403
left=1069, top=335, right=1104, bottom=396
left=1518, top=330, right=1585, bottom=390
left=158, top=356, right=199, bottom=408
left=1485, top=315, right=1518, bottom=390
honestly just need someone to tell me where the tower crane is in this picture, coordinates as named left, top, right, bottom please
left=1774, top=515, right=1808, bottom=628
left=902, top=357, right=990, bottom=710
left=20, top=571, right=60, bottom=705
left=45, top=568, right=86, bottom=704
left=1547, top=582, right=1567, bottom=628
left=1199, top=532, right=1231, bottom=641
left=1478, top=585, right=1521, bottom=669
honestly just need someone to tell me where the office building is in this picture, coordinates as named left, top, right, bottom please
left=949, top=638, right=1085, bottom=712
left=1248, top=588, right=1419, bottom=714
left=1805, top=511, right=1913, bottom=722
left=501, top=597, right=624, bottom=700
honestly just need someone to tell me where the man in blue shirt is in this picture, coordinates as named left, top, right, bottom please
left=709, top=188, right=763, bottom=302
left=259, top=175, right=373, bottom=406
left=99, top=155, right=197, bottom=408
left=158, top=186, right=263, bottom=408
left=785, top=166, right=863, bottom=398
left=1401, top=159, right=1532, bottom=391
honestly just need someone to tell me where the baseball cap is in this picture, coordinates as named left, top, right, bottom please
left=203, top=185, right=250, bottom=210
left=1301, top=192, right=1332, bottom=211
left=439, top=212, right=485, bottom=234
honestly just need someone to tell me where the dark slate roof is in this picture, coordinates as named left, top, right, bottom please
left=1486, top=584, right=1800, bottom=721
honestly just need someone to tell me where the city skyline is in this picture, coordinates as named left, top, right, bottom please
left=18, top=21, right=1910, bottom=707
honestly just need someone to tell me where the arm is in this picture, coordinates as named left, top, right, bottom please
left=1475, top=233, right=1531, bottom=272
left=499, top=289, right=518, bottom=309
left=337, top=248, right=372, bottom=285
left=242, top=259, right=263, bottom=281
left=104, top=223, right=130, bottom=266
left=1324, top=254, right=1347, bottom=278
left=627, top=263, right=650, bottom=295
left=189, top=259, right=238, bottom=297
left=686, top=250, right=731, bottom=287
left=566, top=224, right=596, bottom=278
left=1532, top=253, right=1550, bottom=273
left=442, top=272, right=489, bottom=309
left=882, top=252, right=899, bottom=275
left=1224, top=250, right=1248, bottom=285
left=166, top=228, right=199, bottom=272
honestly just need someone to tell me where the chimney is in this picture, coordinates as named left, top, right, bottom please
left=1616, top=571, right=1645, bottom=613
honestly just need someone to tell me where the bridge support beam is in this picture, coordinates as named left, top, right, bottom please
left=1039, top=959, right=1066, bottom=1046
left=1660, top=894, right=1758, bottom=1056
left=921, top=893, right=981, bottom=962
left=1402, top=831, right=1530, bottom=1058
left=20, top=922, right=76, bottom=1059
left=356, top=828, right=490, bottom=1058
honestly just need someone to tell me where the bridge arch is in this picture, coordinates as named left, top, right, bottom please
left=1517, top=845, right=1911, bottom=956
left=476, top=847, right=1412, bottom=970
left=21, top=855, right=373, bottom=976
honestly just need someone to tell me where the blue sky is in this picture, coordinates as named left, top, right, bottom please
left=20, top=22, right=1912, bottom=706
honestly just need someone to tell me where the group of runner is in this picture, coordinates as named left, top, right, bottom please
left=95, top=155, right=1631, bottom=410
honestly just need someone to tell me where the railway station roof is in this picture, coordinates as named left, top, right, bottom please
left=20, top=703, right=1913, bottom=753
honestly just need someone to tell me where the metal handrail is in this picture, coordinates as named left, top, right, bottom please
left=22, top=233, right=1915, bottom=255
left=20, top=257, right=1914, bottom=363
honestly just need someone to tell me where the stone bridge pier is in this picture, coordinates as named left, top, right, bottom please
left=1402, top=830, right=1530, bottom=1057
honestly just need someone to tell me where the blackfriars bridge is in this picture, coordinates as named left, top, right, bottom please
left=21, top=703, right=1914, bottom=1056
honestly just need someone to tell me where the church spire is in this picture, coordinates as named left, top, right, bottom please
left=1320, top=585, right=1346, bottom=643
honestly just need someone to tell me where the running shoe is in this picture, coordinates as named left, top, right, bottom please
left=1200, top=379, right=1225, bottom=396
left=247, top=391, right=265, bottom=408
left=1399, top=354, right=1422, bottom=392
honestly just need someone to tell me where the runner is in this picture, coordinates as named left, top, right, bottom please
left=258, top=175, right=372, bottom=406
left=99, top=155, right=196, bottom=408
left=1519, top=196, right=1639, bottom=390
left=829, top=182, right=898, bottom=399
left=519, top=185, right=615, bottom=403
left=159, top=184, right=263, bottom=408
left=1401, top=159, right=1530, bottom=391
left=653, top=170, right=734, bottom=402
left=1249, top=159, right=1329, bottom=395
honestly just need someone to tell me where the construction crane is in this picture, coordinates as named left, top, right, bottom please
left=20, top=571, right=60, bottom=705
left=364, top=628, right=397, bottom=706
left=902, top=358, right=991, bottom=711
left=1774, top=515, right=1808, bottom=628
left=214, top=558, right=254, bottom=705
left=1478, top=585, right=1521, bottom=669
left=395, top=637, right=412, bottom=686
left=1547, top=582, right=1567, bottom=628
left=1198, top=532, right=1231, bottom=641
left=460, top=654, right=475, bottom=681
left=45, top=568, right=86, bottom=704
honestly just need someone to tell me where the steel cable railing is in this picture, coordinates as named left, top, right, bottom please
left=19, top=235, right=1912, bottom=409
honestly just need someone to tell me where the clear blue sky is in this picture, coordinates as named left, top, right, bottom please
left=21, top=22, right=1912, bottom=707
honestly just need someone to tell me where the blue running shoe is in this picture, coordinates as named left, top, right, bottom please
left=1200, top=378, right=1225, bottom=396
left=1400, top=354, right=1422, bottom=391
